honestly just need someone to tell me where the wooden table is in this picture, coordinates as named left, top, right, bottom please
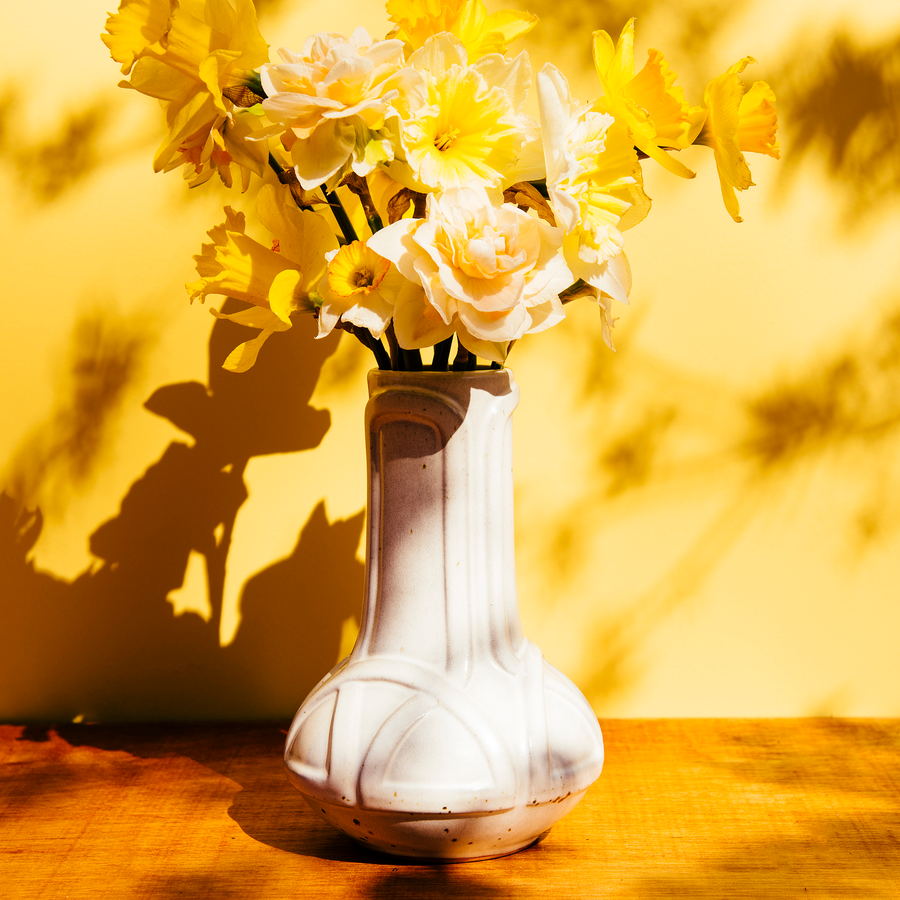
left=1, top=719, right=897, bottom=898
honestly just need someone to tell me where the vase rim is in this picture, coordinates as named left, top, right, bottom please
left=367, top=366, right=518, bottom=415
left=367, top=366, right=516, bottom=393
left=367, top=367, right=508, bottom=375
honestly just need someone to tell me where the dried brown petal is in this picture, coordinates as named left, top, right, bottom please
left=503, top=181, right=557, bottom=226
left=340, top=172, right=380, bottom=225
left=559, top=279, right=597, bottom=304
left=277, top=168, right=327, bottom=208
left=387, top=188, right=415, bottom=224
left=222, top=85, right=265, bottom=107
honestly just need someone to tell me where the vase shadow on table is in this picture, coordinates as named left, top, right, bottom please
left=0, top=302, right=366, bottom=723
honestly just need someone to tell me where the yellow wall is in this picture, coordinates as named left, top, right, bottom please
left=2, top=0, right=899, bottom=721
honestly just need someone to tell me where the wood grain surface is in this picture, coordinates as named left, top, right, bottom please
left=1, top=719, right=897, bottom=898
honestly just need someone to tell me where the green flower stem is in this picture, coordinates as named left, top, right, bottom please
left=322, top=187, right=358, bottom=245
left=451, top=344, right=469, bottom=371
left=366, top=211, right=384, bottom=235
left=341, top=173, right=384, bottom=234
left=385, top=322, right=402, bottom=370
left=267, top=152, right=285, bottom=176
left=432, top=336, right=453, bottom=371
left=267, top=155, right=320, bottom=211
left=402, top=347, right=423, bottom=371
left=337, top=321, right=389, bottom=369
left=366, top=333, right=392, bottom=370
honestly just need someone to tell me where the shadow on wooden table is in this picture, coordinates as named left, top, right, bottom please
left=12, top=720, right=540, bottom=898
left=622, top=718, right=900, bottom=898
left=23, top=721, right=524, bottom=870
left=8, top=719, right=899, bottom=898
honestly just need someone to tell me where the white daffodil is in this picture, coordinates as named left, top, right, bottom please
left=259, top=28, right=406, bottom=189
left=537, top=63, right=649, bottom=312
left=368, top=185, right=572, bottom=362
left=317, top=240, right=406, bottom=339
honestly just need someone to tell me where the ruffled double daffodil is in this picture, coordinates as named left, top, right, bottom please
left=102, top=0, right=269, bottom=181
left=694, top=57, right=780, bottom=222
left=386, top=0, right=537, bottom=61
left=186, top=185, right=339, bottom=371
left=258, top=28, right=406, bottom=191
left=368, top=185, right=573, bottom=363
left=592, top=18, right=704, bottom=180
left=389, top=34, right=532, bottom=193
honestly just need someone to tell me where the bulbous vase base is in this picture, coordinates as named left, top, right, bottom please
left=297, top=791, right=587, bottom=861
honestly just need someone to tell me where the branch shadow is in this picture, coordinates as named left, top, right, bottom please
left=630, top=719, right=900, bottom=898
left=0, top=84, right=116, bottom=204
left=777, top=29, right=900, bottom=226
left=4, top=307, right=155, bottom=516
left=535, top=290, right=900, bottom=709
left=523, top=0, right=751, bottom=79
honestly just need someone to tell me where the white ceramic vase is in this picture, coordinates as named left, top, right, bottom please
left=284, top=368, right=604, bottom=860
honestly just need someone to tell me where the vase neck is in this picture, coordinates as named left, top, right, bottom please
left=353, top=369, right=524, bottom=680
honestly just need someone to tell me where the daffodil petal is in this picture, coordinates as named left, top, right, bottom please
left=738, top=81, right=780, bottom=159
left=102, top=0, right=172, bottom=75
left=268, top=268, right=304, bottom=323
left=291, top=118, right=358, bottom=190
left=471, top=50, right=531, bottom=114
left=392, top=280, right=454, bottom=349
left=453, top=326, right=509, bottom=363
left=210, top=305, right=292, bottom=330
left=221, top=329, right=275, bottom=373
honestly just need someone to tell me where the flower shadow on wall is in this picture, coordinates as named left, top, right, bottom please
left=0, top=305, right=366, bottom=723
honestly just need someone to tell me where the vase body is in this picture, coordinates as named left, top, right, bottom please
left=284, top=369, right=604, bottom=860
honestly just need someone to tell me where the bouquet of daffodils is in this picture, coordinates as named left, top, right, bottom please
left=102, top=0, right=778, bottom=372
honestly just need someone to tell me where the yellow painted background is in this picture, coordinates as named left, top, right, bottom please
left=2, top=0, right=899, bottom=722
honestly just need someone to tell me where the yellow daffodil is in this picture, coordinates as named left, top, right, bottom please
left=186, top=185, right=339, bottom=371
left=368, top=186, right=573, bottom=363
left=317, top=241, right=406, bottom=339
left=259, top=28, right=406, bottom=190
left=102, top=0, right=269, bottom=175
left=390, top=34, right=528, bottom=192
left=162, top=107, right=268, bottom=190
left=694, top=57, right=780, bottom=222
left=101, top=0, right=171, bottom=74
left=386, top=0, right=537, bottom=61
left=592, top=19, right=703, bottom=179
